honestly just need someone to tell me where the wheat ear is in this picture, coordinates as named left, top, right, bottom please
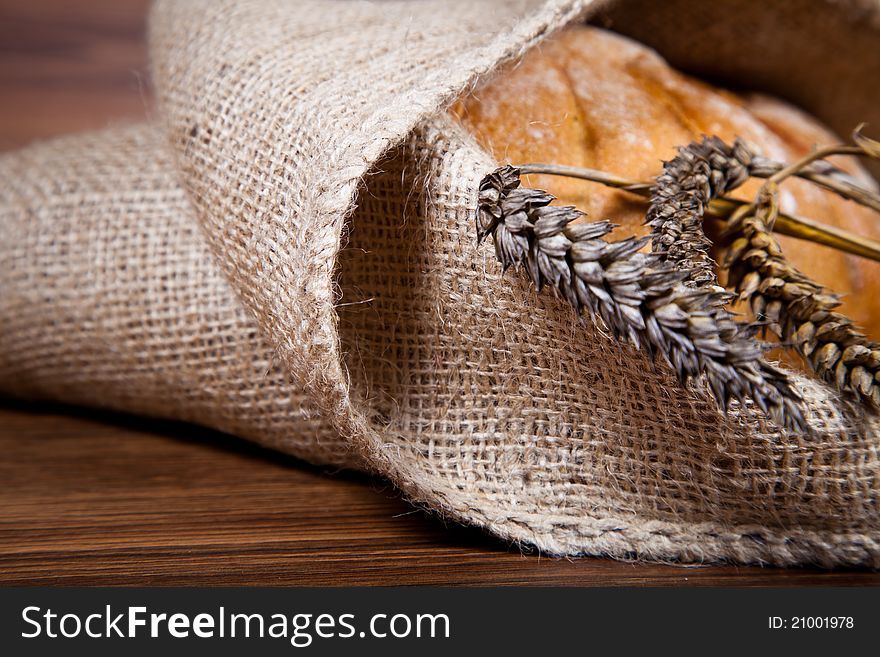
left=724, top=131, right=880, bottom=409
left=478, top=165, right=805, bottom=431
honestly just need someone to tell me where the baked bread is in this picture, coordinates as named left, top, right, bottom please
left=452, top=26, right=880, bottom=370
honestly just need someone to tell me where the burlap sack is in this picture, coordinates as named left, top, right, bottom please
left=2, top=0, right=879, bottom=566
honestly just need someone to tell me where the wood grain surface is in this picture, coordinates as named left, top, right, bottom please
left=1, top=0, right=877, bottom=586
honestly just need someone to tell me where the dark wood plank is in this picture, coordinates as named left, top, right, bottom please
left=2, top=403, right=878, bottom=586
left=0, top=0, right=153, bottom=150
left=0, top=0, right=877, bottom=586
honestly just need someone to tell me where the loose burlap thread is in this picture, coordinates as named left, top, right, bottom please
left=1, top=0, right=879, bottom=566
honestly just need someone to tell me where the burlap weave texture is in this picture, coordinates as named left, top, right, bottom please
left=1, top=0, right=879, bottom=566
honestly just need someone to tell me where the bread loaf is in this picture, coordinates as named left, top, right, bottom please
left=452, top=27, right=880, bottom=369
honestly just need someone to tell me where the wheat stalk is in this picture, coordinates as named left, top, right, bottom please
left=478, top=129, right=880, bottom=430
left=517, top=162, right=880, bottom=263
left=478, top=165, right=805, bottom=431
left=723, top=130, right=880, bottom=409
left=749, top=145, right=880, bottom=213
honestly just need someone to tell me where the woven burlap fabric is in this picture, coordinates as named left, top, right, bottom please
left=2, top=0, right=879, bottom=566
left=0, top=125, right=355, bottom=468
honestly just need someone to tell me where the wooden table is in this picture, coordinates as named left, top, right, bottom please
left=1, top=0, right=877, bottom=586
